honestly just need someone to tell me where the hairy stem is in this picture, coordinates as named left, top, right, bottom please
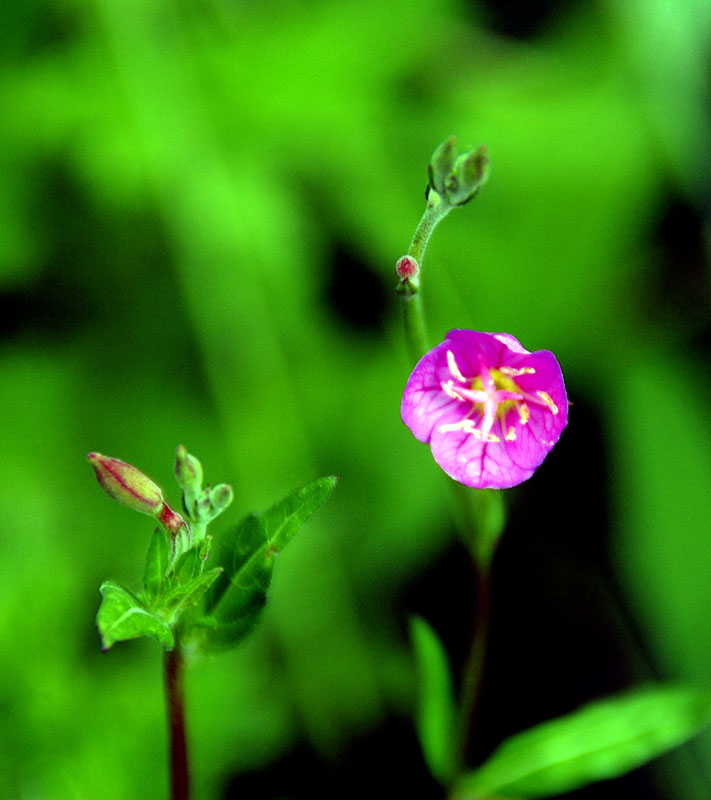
left=164, top=646, right=190, bottom=800
left=399, top=193, right=453, bottom=363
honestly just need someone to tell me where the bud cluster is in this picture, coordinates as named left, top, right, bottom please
left=88, top=447, right=234, bottom=550
left=174, top=445, right=233, bottom=532
left=427, top=136, right=490, bottom=207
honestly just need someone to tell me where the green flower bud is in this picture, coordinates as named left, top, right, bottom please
left=446, top=145, right=490, bottom=205
left=174, top=445, right=203, bottom=492
left=428, top=135, right=457, bottom=195
left=427, top=137, right=490, bottom=206
left=209, top=483, right=234, bottom=514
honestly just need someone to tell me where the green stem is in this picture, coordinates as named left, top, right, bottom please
left=164, top=646, right=190, bottom=800
left=408, top=194, right=452, bottom=264
left=399, top=192, right=454, bottom=363
left=401, top=291, right=428, bottom=363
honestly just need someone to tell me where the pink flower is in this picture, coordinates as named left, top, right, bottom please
left=401, top=330, right=568, bottom=489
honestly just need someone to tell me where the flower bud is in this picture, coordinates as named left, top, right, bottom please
left=87, top=452, right=188, bottom=535
left=446, top=145, right=490, bottom=205
left=88, top=452, right=164, bottom=516
left=209, top=483, right=234, bottom=514
left=427, top=136, right=490, bottom=206
left=395, top=255, right=419, bottom=281
left=427, top=135, right=457, bottom=195
left=174, top=445, right=203, bottom=492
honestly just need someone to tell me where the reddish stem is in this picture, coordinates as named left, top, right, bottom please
left=456, top=562, right=493, bottom=771
left=164, top=646, right=190, bottom=800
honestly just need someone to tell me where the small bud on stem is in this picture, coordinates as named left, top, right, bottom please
left=396, top=255, right=419, bottom=281
left=396, top=255, right=420, bottom=295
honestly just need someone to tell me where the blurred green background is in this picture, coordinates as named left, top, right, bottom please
left=1, top=0, right=709, bottom=798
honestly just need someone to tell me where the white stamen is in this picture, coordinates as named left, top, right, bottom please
left=500, top=366, right=536, bottom=377
left=439, top=419, right=500, bottom=442
left=441, top=381, right=466, bottom=401
left=536, top=391, right=559, bottom=414
left=446, top=350, right=468, bottom=383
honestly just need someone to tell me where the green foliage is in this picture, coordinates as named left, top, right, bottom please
left=98, top=475, right=336, bottom=654
left=97, top=581, right=174, bottom=650
left=163, top=567, right=224, bottom=620
left=201, top=476, right=339, bottom=650
left=454, top=686, right=711, bottom=799
left=1, top=0, right=709, bottom=796
left=142, top=527, right=170, bottom=599
left=410, top=616, right=457, bottom=785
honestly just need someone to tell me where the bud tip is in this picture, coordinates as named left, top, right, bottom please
left=396, top=255, right=419, bottom=280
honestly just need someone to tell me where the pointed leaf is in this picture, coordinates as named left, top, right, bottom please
left=198, top=602, right=268, bottom=651
left=164, top=567, right=224, bottom=617
left=455, top=686, right=711, bottom=799
left=206, top=475, right=338, bottom=614
left=142, top=527, right=170, bottom=598
left=173, top=545, right=201, bottom=584
left=410, top=616, right=457, bottom=784
left=200, top=476, right=337, bottom=650
left=97, top=581, right=174, bottom=650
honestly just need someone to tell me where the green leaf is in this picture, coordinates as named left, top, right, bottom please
left=455, top=685, right=711, bottom=799
left=201, top=475, right=337, bottom=650
left=142, top=527, right=170, bottom=598
left=195, top=609, right=267, bottom=652
left=173, top=545, right=201, bottom=584
left=97, top=581, right=174, bottom=650
left=410, top=616, right=457, bottom=785
left=163, top=567, right=224, bottom=617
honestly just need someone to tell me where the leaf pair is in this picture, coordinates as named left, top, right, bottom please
left=411, top=616, right=711, bottom=798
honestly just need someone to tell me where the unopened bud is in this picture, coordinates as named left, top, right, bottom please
left=446, top=145, right=490, bottom=205
left=209, top=483, right=234, bottom=514
left=396, top=255, right=419, bottom=281
left=427, top=135, right=457, bottom=195
left=174, top=445, right=203, bottom=492
left=88, top=452, right=163, bottom=516
left=87, top=452, right=187, bottom=535
left=427, top=136, right=489, bottom=206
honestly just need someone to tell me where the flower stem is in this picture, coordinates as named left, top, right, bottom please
left=408, top=193, right=452, bottom=265
left=401, top=292, right=428, bottom=363
left=164, top=646, right=190, bottom=800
